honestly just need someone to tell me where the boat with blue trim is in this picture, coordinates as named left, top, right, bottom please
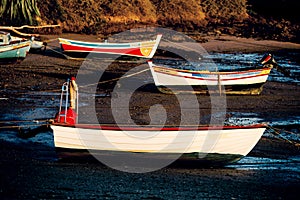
left=0, top=31, right=31, bottom=62
left=148, top=54, right=279, bottom=95
left=58, top=34, right=162, bottom=59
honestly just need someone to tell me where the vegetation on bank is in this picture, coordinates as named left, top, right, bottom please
left=0, top=0, right=40, bottom=25
left=0, top=0, right=299, bottom=42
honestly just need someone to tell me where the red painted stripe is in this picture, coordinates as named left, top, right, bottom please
left=52, top=123, right=266, bottom=131
left=156, top=70, right=270, bottom=82
left=155, top=66, right=271, bottom=75
left=61, top=43, right=144, bottom=56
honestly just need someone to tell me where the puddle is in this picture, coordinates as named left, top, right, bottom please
left=225, top=112, right=263, bottom=125
left=224, top=112, right=300, bottom=142
left=0, top=92, right=58, bottom=148
left=228, top=156, right=300, bottom=172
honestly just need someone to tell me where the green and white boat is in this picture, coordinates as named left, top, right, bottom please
left=0, top=31, right=31, bottom=62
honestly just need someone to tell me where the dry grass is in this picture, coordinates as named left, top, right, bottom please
left=6, top=0, right=298, bottom=42
left=37, top=0, right=249, bottom=34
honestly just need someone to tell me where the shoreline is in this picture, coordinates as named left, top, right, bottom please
left=43, top=33, right=300, bottom=52
left=201, top=35, right=300, bottom=53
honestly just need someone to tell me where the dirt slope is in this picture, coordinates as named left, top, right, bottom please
left=0, top=0, right=299, bottom=42
left=37, top=0, right=249, bottom=34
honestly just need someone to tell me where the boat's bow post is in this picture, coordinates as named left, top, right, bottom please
left=147, top=34, right=162, bottom=58
left=69, top=77, right=79, bottom=124
left=69, top=77, right=77, bottom=110
left=261, top=53, right=291, bottom=77
left=260, top=53, right=277, bottom=68
left=147, top=60, right=160, bottom=86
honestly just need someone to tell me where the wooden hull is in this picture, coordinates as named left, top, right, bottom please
left=148, top=61, right=272, bottom=95
left=51, top=124, right=265, bottom=164
left=30, top=40, right=45, bottom=50
left=10, top=35, right=45, bottom=51
left=55, top=148, right=244, bottom=165
left=59, top=35, right=162, bottom=59
left=0, top=40, right=31, bottom=60
left=156, top=83, right=265, bottom=95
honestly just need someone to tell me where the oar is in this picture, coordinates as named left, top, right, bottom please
left=273, top=63, right=291, bottom=77
left=17, top=124, right=51, bottom=139
left=0, top=119, right=52, bottom=139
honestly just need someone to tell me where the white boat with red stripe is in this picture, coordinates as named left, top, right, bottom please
left=148, top=54, right=278, bottom=95
left=50, top=78, right=266, bottom=165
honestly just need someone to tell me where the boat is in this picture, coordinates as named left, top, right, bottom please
left=0, top=31, right=31, bottom=62
left=50, top=77, right=266, bottom=165
left=58, top=34, right=162, bottom=59
left=10, top=35, right=45, bottom=51
left=148, top=54, right=278, bottom=95
left=0, top=24, right=58, bottom=51
left=29, top=39, right=46, bottom=51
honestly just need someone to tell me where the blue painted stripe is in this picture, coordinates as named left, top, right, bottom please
left=191, top=71, right=261, bottom=78
left=69, top=40, right=133, bottom=48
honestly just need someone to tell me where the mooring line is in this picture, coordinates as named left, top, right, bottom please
left=79, top=68, right=150, bottom=88
left=162, top=38, right=206, bottom=54
left=0, top=123, right=49, bottom=130
left=0, top=89, right=62, bottom=97
left=46, top=45, right=78, bottom=60
left=0, top=119, right=50, bottom=124
left=266, top=125, right=300, bottom=146
left=271, top=126, right=300, bottom=136
left=42, top=38, right=59, bottom=44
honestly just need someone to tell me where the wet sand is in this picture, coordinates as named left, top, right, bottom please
left=0, top=137, right=299, bottom=199
left=0, top=34, right=300, bottom=199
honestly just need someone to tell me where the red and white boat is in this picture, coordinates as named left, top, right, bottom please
left=50, top=78, right=266, bottom=165
left=148, top=54, right=277, bottom=95
left=59, top=34, right=162, bottom=59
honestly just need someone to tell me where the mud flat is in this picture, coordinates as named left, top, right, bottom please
left=0, top=35, right=299, bottom=199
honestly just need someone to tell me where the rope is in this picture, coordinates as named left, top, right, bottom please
left=0, top=88, right=62, bottom=97
left=162, top=38, right=206, bottom=55
left=79, top=68, right=150, bottom=88
left=266, top=125, right=300, bottom=146
left=160, top=38, right=212, bottom=71
left=1, top=61, right=149, bottom=96
left=0, top=123, right=48, bottom=130
left=42, top=38, right=59, bottom=44
left=46, top=45, right=76, bottom=60
left=271, top=126, right=300, bottom=136
left=0, top=119, right=49, bottom=124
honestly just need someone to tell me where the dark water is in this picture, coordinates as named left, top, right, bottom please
left=227, top=156, right=300, bottom=172
left=208, top=52, right=300, bottom=84
left=0, top=92, right=59, bottom=148
left=0, top=52, right=299, bottom=170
